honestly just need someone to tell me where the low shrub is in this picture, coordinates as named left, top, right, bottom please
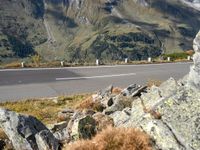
left=65, top=126, right=152, bottom=150
left=112, top=87, right=122, bottom=95
left=75, top=96, right=105, bottom=112
left=162, top=52, right=188, bottom=61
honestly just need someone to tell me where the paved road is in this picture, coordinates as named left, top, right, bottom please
left=0, top=62, right=192, bottom=102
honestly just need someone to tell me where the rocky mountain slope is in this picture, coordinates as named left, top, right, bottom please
left=0, top=30, right=200, bottom=150
left=0, top=0, right=200, bottom=63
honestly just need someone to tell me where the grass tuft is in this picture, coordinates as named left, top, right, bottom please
left=64, top=126, right=152, bottom=150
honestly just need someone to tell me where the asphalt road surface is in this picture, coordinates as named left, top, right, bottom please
left=0, top=62, right=192, bottom=102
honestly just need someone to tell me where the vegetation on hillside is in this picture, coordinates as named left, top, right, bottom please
left=0, top=0, right=199, bottom=63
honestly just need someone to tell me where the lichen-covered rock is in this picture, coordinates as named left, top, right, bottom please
left=93, top=85, right=113, bottom=101
left=159, top=77, right=178, bottom=97
left=48, top=121, right=68, bottom=132
left=109, top=108, right=132, bottom=127
left=71, top=115, right=96, bottom=140
left=0, top=108, right=59, bottom=150
left=53, top=128, right=70, bottom=144
left=103, top=95, right=134, bottom=115
left=158, top=88, right=200, bottom=149
left=110, top=82, right=200, bottom=150
left=139, top=119, right=185, bottom=150
left=188, top=30, right=200, bottom=89
left=35, top=130, right=59, bottom=150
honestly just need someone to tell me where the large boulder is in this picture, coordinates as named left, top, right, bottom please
left=188, top=30, right=200, bottom=89
left=0, top=109, right=59, bottom=150
left=110, top=80, right=200, bottom=149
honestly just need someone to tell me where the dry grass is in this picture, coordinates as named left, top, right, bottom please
left=112, top=87, right=122, bottom=95
left=0, top=94, right=90, bottom=124
left=64, top=126, right=152, bottom=150
left=147, top=79, right=163, bottom=87
left=75, top=96, right=105, bottom=112
left=0, top=129, right=8, bottom=140
left=4, top=61, right=21, bottom=68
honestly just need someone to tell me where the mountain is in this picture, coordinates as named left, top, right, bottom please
left=0, top=0, right=200, bottom=63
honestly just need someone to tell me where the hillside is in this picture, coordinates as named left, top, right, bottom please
left=0, top=0, right=200, bottom=63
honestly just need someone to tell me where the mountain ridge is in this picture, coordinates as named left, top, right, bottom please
left=0, top=0, right=200, bottom=63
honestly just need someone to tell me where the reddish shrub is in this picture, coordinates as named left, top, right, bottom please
left=76, top=97, right=105, bottom=112
left=112, top=87, right=122, bottom=95
left=64, top=126, right=152, bottom=150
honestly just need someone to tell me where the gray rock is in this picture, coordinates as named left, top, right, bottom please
left=139, top=119, right=185, bottom=150
left=35, top=130, right=59, bottom=150
left=48, top=121, right=68, bottom=132
left=67, top=111, right=83, bottom=132
left=109, top=108, right=132, bottom=126
left=110, top=81, right=200, bottom=149
left=48, top=121, right=71, bottom=144
left=71, top=115, right=96, bottom=140
left=53, top=128, right=70, bottom=143
left=159, top=77, right=178, bottom=97
left=100, top=96, right=114, bottom=108
left=94, top=85, right=113, bottom=101
left=121, top=84, right=141, bottom=96
left=103, top=95, right=134, bottom=115
left=188, top=30, right=200, bottom=89
left=0, top=108, right=59, bottom=150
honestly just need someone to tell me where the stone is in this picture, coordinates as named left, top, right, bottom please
left=67, top=111, right=83, bottom=132
left=0, top=108, right=59, bottom=150
left=131, top=86, right=147, bottom=97
left=139, top=119, right=185, bottom=150
left=35, top=130, right=59, bottom=150
left=93, top=113, right=114, bottom=131
left=121, top=84, right=141, bottom=96
left=100, top=97, right=114, bottom=107
left=103, top=95, right=134, bottom=115
left=53, top=128, right=70, bottom=143
left=70, top=115, right=96, bottom=140
left=159, top=77, right=178, bottom=97
left=188, top=30, right=200, bottom=89
left=109, top=108, right=132, bottom=127
left=48, top=121, right=68, bottom=132
left=94, top=85, right=113, bottom=101
left=110, top=80, right=200, bottom=149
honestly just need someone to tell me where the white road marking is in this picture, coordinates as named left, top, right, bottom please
left=56, top=73, right=136, bottom=81
left=0, top=62, right=193, bottom=72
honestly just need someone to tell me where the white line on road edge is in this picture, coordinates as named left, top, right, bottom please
left=56, top=73, right=136, bottom=81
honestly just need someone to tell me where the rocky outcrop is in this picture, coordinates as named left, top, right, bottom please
left=1, top=31, right=200, bottom=150
left=109, top=31, right=200, bottom=149
left=188, top=30, right=200, bottom=89
left=109, top=76, right=200, bottom=149
left=0, top=109, right=59, bottom=150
